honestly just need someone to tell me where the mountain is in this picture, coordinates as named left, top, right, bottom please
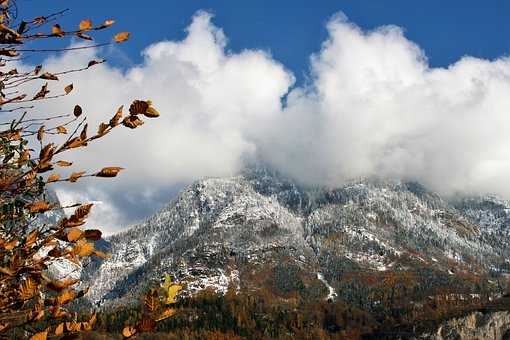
left=83, top=167, right=510, bottom=308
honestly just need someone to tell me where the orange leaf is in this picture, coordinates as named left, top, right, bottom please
left=66, top=228, right=82, bottom=242
left=56, top=289, right=76, bottom=305
left=114, top=31, right=130, bottom=43
left=79, top=19, right=92, bottom=31
left=54, top=323, right=64, bottom=336
left=122, top=326, right=136, bottom=338
left=30, top=330, right=47, bottom=340
left=25, top=229, right=38, bottom=248
left=52, top=24, right=63, bottom=36
left=28, top=201, right=52, bottom=214
left=74, top=239, right=94, bottom=257
left=155, top=308, right=177, bottom=322
left=47, top=173, right=60, bottom=183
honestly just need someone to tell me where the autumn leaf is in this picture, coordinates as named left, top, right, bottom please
left=69, top=171, right=86, bottom=182
left=122, top=115, right=144, bottom=129
left=165, top=284, right=182, bottom=304
left=110, top=105, right=123, bottom=127
left=66, top=228, right=82, bottom=242
left=129, top=100, right=149, bottom=115
left=73, top=104, right=82, bottom=117
left=36, top=125, right=44, bottom=141
left=25, top=229, right=38, bottom=248
left=39, top=72, right=58, bottom=80
left=87, top=59, right=104, bottom=68
left=92, top=250, right=109, bottom=259
left=64, top=84, right=73, bottom=94
left=122, top=326, right=137, bottom=338
left=138, top=318, right=156, bottom=332
left=34, top=64, right=42, bottom=75
left=33, top=83, right=49, bottom=100
left=28, top=201, right=52, bottom=214
left=56, top=289, right=76, bottom=305
left=83, top=229, right=102, bottom=240
left=114, top=31, right=130, bottom=43
left=56, top=125, right=67, bottom=134
left=144, top=289, right=158, bottom=313
left=30, top=330, right=47, bottom=340
left=52, top=24, right=64, bottom=36
left=74, top=239, right=94, bottom=257
left=144, top=106, right=160, bottom=118
left=56, top=160, right=72, bottom=167
left=96, top=166, right=123, bottom=178
left=54, top=323, right=64, bottom=336
left=20, top=277, right=38, bottom=300
left=79, top=19, right=92, bottom=31
left=47, top=173, right=60, bottom=183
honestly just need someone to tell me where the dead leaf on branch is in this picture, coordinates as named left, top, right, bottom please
left=64, top=84, right=73, bottom=94
left=114, top=31, right=130, bottom=43
left=96, top=166, right=123, bottom=178
left=79, top=19, right=92, bottom=31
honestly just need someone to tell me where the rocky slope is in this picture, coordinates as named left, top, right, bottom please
left=83, top=168, right=510, bottom=307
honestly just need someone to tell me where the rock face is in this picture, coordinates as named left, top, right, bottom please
left=419, top=311, right=510, bottom=340
left=83, top=167, right=510, bottom=307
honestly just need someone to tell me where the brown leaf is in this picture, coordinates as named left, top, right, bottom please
left=97, top=122, right=109, bottom=136
left=144, top=289, right=158, bottom=313
left=34, top=64, right=42, bottom=75
left=144, top=106, right=160, bottom=118
left=69, top=171, right=86, bottom=182
left=109, top=105, right=123, bottom=127
left=122, top=115, right=144, bottom=129
left=122, top=326, right=137, bottom=338
left=39, top=72, right=58, bottom=80
left=114, top=31, right=130, bottom=43
left=66, top=228, right=82, bottom=242
left=96, top=166, right=124, bottom=178
left=83, top=229, right=102, bottom=241
left=64, top=137, right=85, bottom=149
left=0, top=267, right=14, bottom=276
left=80, top=123, right=88, bottom=141
left=87, top=59, right=104, bottom=68
left=4, top=239, right=18, bottom=250
left=56, top=125, right=67, bottom=134
left=25, top=229, right=38, bottom=248
left=73, top=104, right=82, bottom=117
left=33, top=83, right=49, bottom=100
left=138, top=318, right=156, bottom=332
left=47, top=173, right=60, bottom=183
left=30, top=331, right=47, bottom=340
left=28, top=201, right=52, bottom=214
left=56, top=160, right=72, bottom=167
left=129, top=100, right=149, bottom=115
left=36, top=125, right=44, bottom=141
left=20, top=277, right=38, bottom=300
left=52, top=24, right=64, bottom=36
left=79, top=19, right=92, bottom=31
left=64, top=83, right=73, bottom=94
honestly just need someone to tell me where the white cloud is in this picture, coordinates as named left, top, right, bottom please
left=12, top=11, right=510, bottom=232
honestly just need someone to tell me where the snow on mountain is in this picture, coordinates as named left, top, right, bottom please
left=82, top=168, right=510, bottom=307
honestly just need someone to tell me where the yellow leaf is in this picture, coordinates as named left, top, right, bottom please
left=79, top=19, right=92, bottom=31
left=64, top=83, right=73, bottom=94
left=166, top=284, right=182, bottom=304
left=114, top=31, right=130, bottom=43
left=66, top=228, right=82, bottom=242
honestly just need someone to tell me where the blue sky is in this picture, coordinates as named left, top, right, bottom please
left=22, top=0, right=510, bottom=84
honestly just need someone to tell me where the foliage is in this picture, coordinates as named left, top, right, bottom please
left=0, top=0, right=160, bottom=338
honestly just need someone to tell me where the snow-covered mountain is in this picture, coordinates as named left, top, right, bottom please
left=83, top=168, right=510, bottom=307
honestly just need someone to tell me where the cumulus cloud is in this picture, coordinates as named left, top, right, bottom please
left=14, top=11, right=510, bottom=232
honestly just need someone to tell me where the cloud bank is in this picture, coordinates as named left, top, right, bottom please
left=19, top=11, right=510, bottom=232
